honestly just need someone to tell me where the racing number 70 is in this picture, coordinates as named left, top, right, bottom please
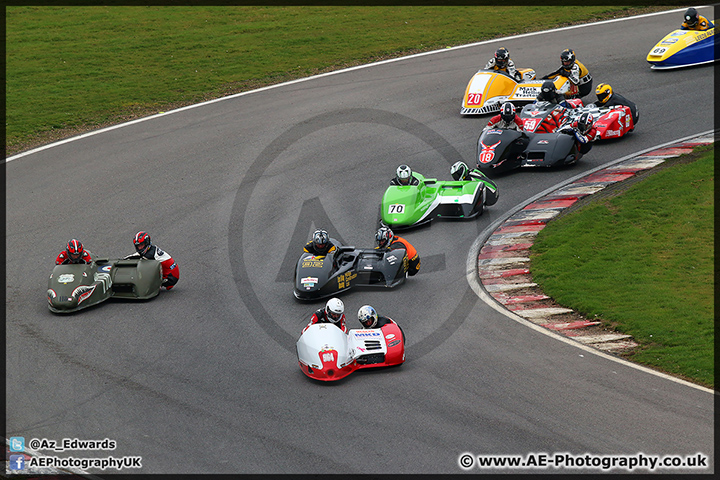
left=388, top=204, right=405, bottom=214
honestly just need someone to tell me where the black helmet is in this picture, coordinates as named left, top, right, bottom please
left=684, top=7, right=699, bottom=27
left=133, top=231, right=152, bottom=255
left=450, top=161, right=468, bottom=181
left=560, top=49, right=575, bottom=67
left=539, top=80, right=556, bottom=101
left=500, top=102, right=516, bottom=123
left=578, top=112, right=594, bottom=135
left=494, top=47, right=509, bottom=68
left=375, top=226, right=394, bottom=249
left=312, top=229, right=329, bottom=251
left=66, top=239, right=85, bottom=262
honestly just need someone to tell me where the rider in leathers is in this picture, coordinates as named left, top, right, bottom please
left=542, top=49, right=593, bottom=98
left=124, top=231, right=179, bottom=290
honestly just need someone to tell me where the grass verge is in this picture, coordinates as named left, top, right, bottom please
left=6, top=5, right=669, bottom=156
left=530, top=147, right=714, bottom=387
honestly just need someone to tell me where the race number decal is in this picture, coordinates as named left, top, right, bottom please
left=651, top=47, right=667, bottom=55
left=523, top=118, right=539, bottom=131
left=478, top=140, right=501, bottom=164
left=388, top=204, right=405, bottom=214
left=467, top=93, right=483, bottom=106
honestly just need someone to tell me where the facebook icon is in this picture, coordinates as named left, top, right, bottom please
left=9, top=454, right=26, bottom=470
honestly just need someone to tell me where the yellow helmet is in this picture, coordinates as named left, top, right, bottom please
left=595, top=83, right=613, bottom=104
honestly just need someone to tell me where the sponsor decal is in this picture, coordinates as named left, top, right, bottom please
left=478, top=139, right=501, bottom=164
left=58, top=273, right=75, bottom=284
left=388, top=339, right=401, bottom=347
left=537, top=140, right=549, bottom=144
left=355, top=331, right=382, bottom=337
left=386, top=254, right=397, bottom=265
left=605, top=129, right=621, bottom=137
left=514, top=86, right=538, bottom=98
left=301, top=258, right=325, bottom=268
left=301, top=276, right=318, bottom=286
left=486, top=129, right=502, bottom=135
left=596, top=123, right=607, bottom=128
left=527, top=110, right=541, bottom=117
left=98, top=265, right=112, bottom=273
left=337, top=271, right=357, bottom=289
left=363, top=265, right=373, bottom=270
left=385, top=333, right=395, bottom=339
left=661, top=38, right=678, bottom=45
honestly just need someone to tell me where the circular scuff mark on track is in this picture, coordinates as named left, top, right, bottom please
left=228, top=107, right=479, bottom=357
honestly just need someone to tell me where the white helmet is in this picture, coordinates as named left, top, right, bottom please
left=396, top=164, right=412, bottom=185
left=325, top=298, right=344, bottom=323
left=358, top=305, right=379, bottom=328
left=450, top=161, right=468, bottom=181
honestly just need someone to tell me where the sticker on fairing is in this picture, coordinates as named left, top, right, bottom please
left=301, top=277, right=318, bottom=287
left=58, top=274, right=75, bottom=284
left=387, top=204, right=405, bottom=214
left=478, top=140, right=501, bottom=164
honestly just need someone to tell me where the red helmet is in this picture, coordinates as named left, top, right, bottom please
left=133, top=231, right=152, bottom=254
left=66, top=239, right=84, bottom=262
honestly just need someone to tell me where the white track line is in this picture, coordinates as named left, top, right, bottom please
left=4, top=7, right=689, bottom=163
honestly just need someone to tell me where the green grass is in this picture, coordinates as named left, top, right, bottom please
left=531, top=149, right=714, bottom=387
left=6, top=5, right=664, bottom=154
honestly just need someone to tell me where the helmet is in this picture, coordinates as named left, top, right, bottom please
left=325, top=298, right=344, bottom=323
left=396, top=164, right=412, bottom=185
left=66, top=239, right=84, bottom=262
left=539, top=80, right=556, bottom=101
left=684, top=7, right=699, bottom=27
left=595, top=83, right=613, bottom=105
left=577, top=112, right=594, bottom=134
left=560, top=49, right=575, bottom=68
left=133, top=231, right=152, bottom=255
left=358, top=305, right=379, bottom=329
left=450, top=161, right=468, bottom=181
left=500, top=102, right=516, bottom=123
left=494, top=47, right=509, bottom=69
left=375, top=226, right=394, bottom=249
left=312, top=229, right=330, bottom=251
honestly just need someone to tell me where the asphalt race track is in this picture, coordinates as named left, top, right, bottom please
left=6, top=9, right=714, bottom=475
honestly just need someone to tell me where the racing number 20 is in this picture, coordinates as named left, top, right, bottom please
left=388, top=204, right=405, bottom=214
left=467, top=93, right=483, bottom=106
